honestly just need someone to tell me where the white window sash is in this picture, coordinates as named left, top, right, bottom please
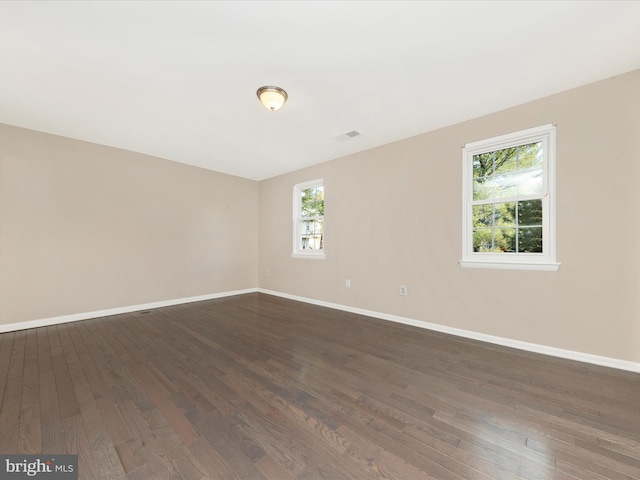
left=461, top=124, right=559, bottom=271
left=292, top=179, right=325, bottom=259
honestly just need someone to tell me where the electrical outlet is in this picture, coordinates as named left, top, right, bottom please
left=345, top=279, right=351, bottom=288
left=400, top=285, right=408, bottom=296
left=266, top=269, right=271, bottom=277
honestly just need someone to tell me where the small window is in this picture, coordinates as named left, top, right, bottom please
left=293, top=179, right=325, bottom=258
left=461, top=124, right=559, bottom=271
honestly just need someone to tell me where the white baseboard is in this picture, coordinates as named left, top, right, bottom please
left=0, top=288, right=259, bottom=334
left=258, top=288, right=640, bottom=374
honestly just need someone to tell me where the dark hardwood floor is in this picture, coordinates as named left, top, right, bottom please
left=0, top=293, right=638, bottom=479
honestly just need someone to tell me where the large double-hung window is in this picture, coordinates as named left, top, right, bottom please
left=461, top=124, right=559, bottom=270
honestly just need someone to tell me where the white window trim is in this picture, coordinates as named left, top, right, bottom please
left=460, top=124, right=560, bottom=271
left=292, top=178, right=325, bottom=259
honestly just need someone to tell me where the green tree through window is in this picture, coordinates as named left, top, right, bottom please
left=472, top=142, right=543, bottom=253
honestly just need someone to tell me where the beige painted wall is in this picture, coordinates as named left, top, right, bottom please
left=0, top=124, right=258, bottom=325
left=259, top=69, right=640, bottom=363
left=1, top=71, right=638, bottom=364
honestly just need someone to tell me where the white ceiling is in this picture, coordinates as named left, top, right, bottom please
left=1, top=1, right=639, bottom=181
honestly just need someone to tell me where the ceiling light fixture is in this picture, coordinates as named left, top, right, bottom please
left=257, top=85, right=288, bottom=111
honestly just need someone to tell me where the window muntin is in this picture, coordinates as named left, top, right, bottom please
left=293, top=179, right=324, bottom=258
left=462, top=124, right=558, bottom=270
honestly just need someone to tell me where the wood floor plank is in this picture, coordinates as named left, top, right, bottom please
left=254, top=454, right=298, bottom=480
left=62, top=413, right=101, bottom=480
left=232, top=403, right=308, bottom=477
left=0, top=331, right=16, bottom=411
left=126, top=360, right=199, bottom=446
left=61, top=322, right=127, bottom=480
left=18, top=329, right=42, bottom=453
left=188, top=438, right=243, bottom=480
left=0, top=292, right=638, bottom=479
left=0, top=330, right=25, bottom=453
left=38, top=327, right=65, bottom=453
left=114, top=392, right=181, bottom=478
left=337, top=423, right=437, bottom=480
left=48, top=325, right=81, bottom=420
left=141, top=407, right=209, bottom=479
left=74, top=321, right=133, bottom=446
left=185, top=407, right=269, bottom=480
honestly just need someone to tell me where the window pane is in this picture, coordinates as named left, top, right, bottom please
left=518, top=142, right=543, bottom=170
left=492, top=147, right=518, bottom=175
left=517, top=168, right=543, bottom=195
left=309, top=234, right=323, bottom=250
left=473, top=153, right=493, bottom=178
left=472, top=204, right=493, bottom=227
left=473, top=202, right=516, bottom=253
left=494, top=202, right=516, bottom=226
left=518, top=142, right=543, bottom=195
left=473, top=179, right=493, bottom=201
left=299, top=219, right=323, bottom=250
left=518, top=227, right=542, bottom=253
left=472, top=202, right=542, bottom=254
left=473, top=228, right=493, bottom=252
left=474, top=143, right=543, bottom=199
left=494, top=227, right=516, bottom=252
left=518, top=199, right=542, bottom=226
left=492, top=172, right=519, bottom=199
left=300, top=188, right=313, bottom=217
left=301, top=186, right=324, bottom=217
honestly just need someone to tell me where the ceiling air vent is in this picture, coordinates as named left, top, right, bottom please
left=334, top=130, right=362, bottom=142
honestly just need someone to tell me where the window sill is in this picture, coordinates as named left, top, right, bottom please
left=292, top=253, right=326, bottom=260
left=459, top=260, right=560, bottom=271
